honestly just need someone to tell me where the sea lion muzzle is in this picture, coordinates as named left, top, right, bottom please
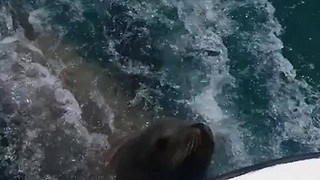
left=109, top=118, right=215, bottom=180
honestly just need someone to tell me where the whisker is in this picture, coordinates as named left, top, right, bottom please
left=169, top=129, right=203, bottom=169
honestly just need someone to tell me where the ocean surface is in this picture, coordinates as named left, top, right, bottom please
left=0, top=0, right=319, bottom=179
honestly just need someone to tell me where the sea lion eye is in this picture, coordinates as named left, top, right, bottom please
left=155, top=137, right=169, bottom=151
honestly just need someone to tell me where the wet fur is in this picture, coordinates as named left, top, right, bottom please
left=109, top=118, right=215, bottom=180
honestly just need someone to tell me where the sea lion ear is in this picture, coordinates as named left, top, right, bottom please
left=155, top=137, right=170, bottom=151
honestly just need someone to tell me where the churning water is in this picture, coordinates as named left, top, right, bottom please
left=0, top=0, right=319, bottom=179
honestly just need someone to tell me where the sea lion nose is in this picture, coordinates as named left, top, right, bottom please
left=190, top=123, right=214, bottom=140
left=191, top=123, right=210, bottom=133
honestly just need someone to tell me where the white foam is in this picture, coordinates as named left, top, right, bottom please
left=28, top=8, right=51, bottom=32
left=0, top=6, right=112, bottom=178
left=189, top=88, right=225, bottom=122
left=125, top=0, right=251, bottom=171
left=1, top=0, right=318, bottom=178
left=1, top=34, right=44, bottom=56
left=171, top=0, right=252, bottom=169
left=135, top=0, right=320, bottom=173
left=0, top=36, right=18, bottom=44
left=226, top=0, right=320, bottom=157
left=87, top=88, right=116, bottom=132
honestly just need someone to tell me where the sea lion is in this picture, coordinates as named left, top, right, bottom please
left=109, top=118, right=215, bottom=180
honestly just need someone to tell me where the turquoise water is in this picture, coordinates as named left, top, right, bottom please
left=0, top=0, right=319, bottom=179
left=272, top=0, right=320, bottom=86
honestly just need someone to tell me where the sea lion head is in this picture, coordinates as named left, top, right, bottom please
left=138, top=119, right=214, bottom=172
